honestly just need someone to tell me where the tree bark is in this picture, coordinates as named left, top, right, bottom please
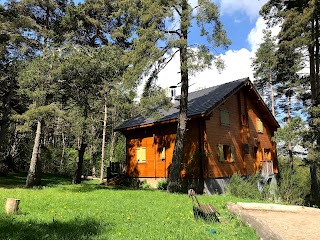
left=109, top=108, right=117, bottom=165
left=100, top=93, right=108, bottom=183
left=168, top=0, right=189, bottom=193
left=269, top=71, right=275, bottom=116
left=73, top=142, right=87, bottom=184
left=25, top=120, right=42, bottom=188
left=308, top=15, right=320, bottom=200
left=287, top=95, right=294, bottom=172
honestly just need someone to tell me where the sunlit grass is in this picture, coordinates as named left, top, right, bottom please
left=0, top=175, right=258, bottom=240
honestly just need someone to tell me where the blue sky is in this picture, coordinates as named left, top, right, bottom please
left=156, top=0, right=279, bottom=94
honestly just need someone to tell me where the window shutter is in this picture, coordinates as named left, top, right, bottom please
left=220, top=110, right=230, bottom=126
left=137, top=147, right=146, bottom=162
left=257, top=118, right=263, bottom=133
left=231, top=145, right=235, bottom=162
left=141, top=147, right=146, bottom=162
left=136, top=148, right=141, bottom=162
left=217, top=144, right=224, bottom=162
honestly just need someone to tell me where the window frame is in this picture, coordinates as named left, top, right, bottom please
left=217, top=144, right=235, bottom=163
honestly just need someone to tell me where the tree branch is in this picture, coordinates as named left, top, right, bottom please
left=161, top=29, right=181, bottom=37
left=174, top=6, right=181, bottom=16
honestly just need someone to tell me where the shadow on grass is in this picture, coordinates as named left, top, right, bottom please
left=0, top=215, right=108, bottom=240
left=0, top=173, right=71, bottom=189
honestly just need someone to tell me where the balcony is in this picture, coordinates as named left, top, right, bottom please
left=260, top=160, right=274, bottom=179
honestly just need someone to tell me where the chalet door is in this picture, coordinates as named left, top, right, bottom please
left=155, top=147, right=167, bottom=178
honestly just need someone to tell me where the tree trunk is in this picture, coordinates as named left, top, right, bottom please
left=109, top=132, right=117, bottom=164
left=100, top=93, right=108, bottom=183
left=25, top=120, right=42, bottom=188
left=168, top=0, right=189, bottom=193
left=269, top=71, right=275, bottom=116
left=308, top=16, right=320, bottom=200
left=4, top=198, right=20, bottom=214
left=287, top=95, right=294, bottom=172
left=73, top=142, right=87, bottom=184
left=310, top=162, right=319, bottom=201
left=109, top=108, right=117, bottom=165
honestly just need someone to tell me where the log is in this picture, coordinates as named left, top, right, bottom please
left=4, top=198, right=20, bottom=214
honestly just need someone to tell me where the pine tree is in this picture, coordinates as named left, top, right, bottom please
left=261, top=0, right=320, bottom=200
left=252, top=30, right=277, bottom=116
left=116, top=0, right=230, bottom=192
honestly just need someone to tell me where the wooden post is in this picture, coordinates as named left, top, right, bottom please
left=4, top=198, right=20, bottom=214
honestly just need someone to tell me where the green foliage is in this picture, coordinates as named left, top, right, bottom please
left=157, top=179, right=169, bottom=190
left=0, top=175, right=258, bottom=240
left=273, top=117, right=305, bottom=156
left=112, top=135, right=126, bottom=163
left=140, top=182, right=153, bottom=190
left=226, top=173, right=262, bottom=200
left=277, top=157, right=310, bottom=205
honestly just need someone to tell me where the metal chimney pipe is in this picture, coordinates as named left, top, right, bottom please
left=169, top=86, right=177, bottom=103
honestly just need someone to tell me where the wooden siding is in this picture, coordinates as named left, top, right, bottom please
left=125, top=120, right=203, bottom=178
left=123, top=87, right=278, bottom=179
left=204, top=88, right=278, bottom=178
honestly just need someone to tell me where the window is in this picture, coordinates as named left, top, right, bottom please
left=217, top=144, right=235, bottom=162
left=257, top=118, right=263, bottom=133
left=220, top=110, right=230, bottom=126
left=254, top=147, right=262, bottom=161
left=243, top=144, right=249, bottom=154
left=136, top=147, right=146, bottom=163
left=160, top=147, right=165, bottom=160
left=264, top=148, right=271, bottom=160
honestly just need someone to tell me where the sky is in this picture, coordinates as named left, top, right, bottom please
left=154, top=0, right=280, bottom=95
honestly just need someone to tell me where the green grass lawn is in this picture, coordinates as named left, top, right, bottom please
left=0, top=174, right=258, bottom=240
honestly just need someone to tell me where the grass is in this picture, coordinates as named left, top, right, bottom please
left=0, top=174, right=258, bottom=240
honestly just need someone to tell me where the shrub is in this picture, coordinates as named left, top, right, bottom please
left=157, top=179, right=168, bottom=190
left=277, top=158, right=310, bottom=205
left=140, top=182, right=153, bottom=190
left=226, top=173, right=262, bottom=199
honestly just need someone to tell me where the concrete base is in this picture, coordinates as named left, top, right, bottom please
left=204, top=178, right=230, bottom=195
left=138, top=178, right=165, bottom=188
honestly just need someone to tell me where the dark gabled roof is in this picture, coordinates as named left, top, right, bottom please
left=115, top=77, right=253, bottom=131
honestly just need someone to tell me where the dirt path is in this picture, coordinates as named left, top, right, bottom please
left=228, top=202, right=320, bottom=240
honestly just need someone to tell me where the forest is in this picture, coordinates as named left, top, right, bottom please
left=0, top=0, right=320, bottom=203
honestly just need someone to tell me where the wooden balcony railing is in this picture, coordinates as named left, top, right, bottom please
left=260, top=160, right=274, bottom=178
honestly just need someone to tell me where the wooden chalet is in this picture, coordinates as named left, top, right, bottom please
left=115, top=78, right=279, bottom=194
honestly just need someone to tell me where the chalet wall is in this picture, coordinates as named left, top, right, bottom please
left=204, top=88, right=278, bottom=178
left=125, top=120, right=202, bottom=178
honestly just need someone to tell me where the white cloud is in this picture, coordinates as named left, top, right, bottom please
left=138, top=15, right=280, bottom=98
left=153, top=48, right=253, bottom=96
left=151, top=17, right=280, bottom=96
left=218, top=0, right=268, bottom=20
left=248, top=17, right=280, bottom=52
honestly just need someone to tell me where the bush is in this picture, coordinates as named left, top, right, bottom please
left=277, top=157, right=310, bottom=205
left=157, top=179, right=168, bottom=190
left=226, top=173, right=262, bottom=199
left=140, top=182, right=153, bottom=190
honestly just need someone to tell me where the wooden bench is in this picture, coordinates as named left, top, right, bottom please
left=188, top=189, right=220, bottom=222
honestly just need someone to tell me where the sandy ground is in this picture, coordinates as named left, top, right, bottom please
left=228, top=202, right=320, bottom=240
